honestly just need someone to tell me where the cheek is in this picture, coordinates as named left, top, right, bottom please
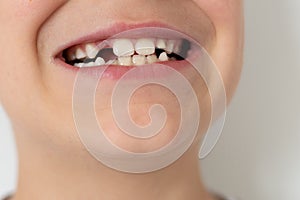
left=0, top=0, right=67, bottom=119
left=192, top=0, right=244, bottom=101
left=193, top=0, right=243, bottom=22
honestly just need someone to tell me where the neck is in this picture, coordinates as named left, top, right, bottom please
left=12, top=130, right=214, bottom=200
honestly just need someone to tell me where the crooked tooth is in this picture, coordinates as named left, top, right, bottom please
left=166, top=40, right=175, bottom=54
left=158, top=52, right=168, bottom=62
left=146, top=55, right=158, bottom=64
left=85, top=44, right=100, bottom=59
left=132, top=55, right=146, bottom=66
left=156, top=39, right=167, bottom=49
left=135, top=38, right=155, bottom=56
left=75, top=48, right=87, bottom=59
left=118, top=56, right=132, bottom=66
left=113, top=39, right=134, bottom=57
left=95, top=57, right=105, bottom=66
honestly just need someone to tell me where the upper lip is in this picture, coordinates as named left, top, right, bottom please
left=53, top=21, right=196, bottom=58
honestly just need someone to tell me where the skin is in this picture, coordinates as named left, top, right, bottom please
left=0, top=0, right=243, bottom=200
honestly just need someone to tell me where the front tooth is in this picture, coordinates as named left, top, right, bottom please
left=85, top=44, right=99, bottom=59
left=118, top=56, right=132, bottom=66
left=158, top=52, right=168, bottom=61
left=95, top=57, right=105, bottom=66
left=166, top=40, right=175, bottom=54
left=132, top=55, right=146, bottom=66
left=156, top=39, right=167, bottom=49
left=146, top=55, right=158, bottom=64
left=113, top=39, right=134, bottom=57
left=75, top=48, right=87, bottom=59
left=135, top=38, right=155, bottom=56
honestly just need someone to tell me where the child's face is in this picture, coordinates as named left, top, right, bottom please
left=0, top=1, right=243, bottom=155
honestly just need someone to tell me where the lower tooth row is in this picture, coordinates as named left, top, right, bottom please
left=74, top=52, right=170, bottom=68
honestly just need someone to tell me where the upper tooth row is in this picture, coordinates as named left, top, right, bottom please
left=67, top=38, right=180, bottom=61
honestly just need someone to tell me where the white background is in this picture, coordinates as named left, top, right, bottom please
left=1, top=1, right=300, bottom=199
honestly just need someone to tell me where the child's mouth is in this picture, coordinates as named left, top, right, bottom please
left=53, top=26, right=200, bottom=80
left=59, top=38, right=191, bottom=68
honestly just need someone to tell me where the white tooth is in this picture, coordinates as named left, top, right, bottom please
left=75, top=48, right=87, bottom=59
left=113, top=39, right=134, bottom=57
left=174, top=40, right=184, bottom=54
left=158, top=52, right=168, bottom=62
left=95, top=57, right=105, bottom=66
left=166, top=40, right=175, bottom=54
left=132, top=55, right=146, bottom=66
left=81, top=62, right=95, bottom=67
left=173, top=45, right=180, bottom=55
left=118, top=56, right=132, bottom=66
left=173, top=42, right=181, bottom=54
left=146, top=55, right=158, bottom=64
left=106, top=60, right=118, bottom=65
left=156, top=39, right=166, bottom=49
left=135, top=38, right=155, bottom=56
left=74, top=63, right=83, bottom=68
left=85, top=44, right=99, bottom=59
left=87, top=62, right=95, bottom=67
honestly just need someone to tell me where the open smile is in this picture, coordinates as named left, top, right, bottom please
left=54, top=23, right=198, bottom=72
left=60, top=37, right=191, bottom=67
left=54, top=23, right=203, bottom=79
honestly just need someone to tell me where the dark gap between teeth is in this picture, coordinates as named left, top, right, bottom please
left=96, top=48, right=115, bottom=63
left=178, top=39, right=191, bottom=59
